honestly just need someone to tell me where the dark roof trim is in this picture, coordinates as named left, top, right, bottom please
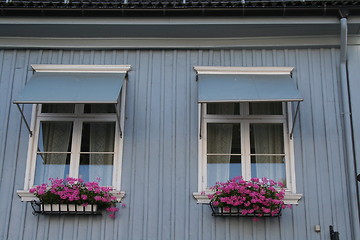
left=1, top=1, right=360, bottom=17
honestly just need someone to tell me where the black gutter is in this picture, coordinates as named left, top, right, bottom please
left=1, top=1, right=360, bottom=17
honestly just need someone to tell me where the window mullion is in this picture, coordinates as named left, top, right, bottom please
left=242, top=121, right=251, bottom=181
left=69, top=119, right=82, bottom=178
left=75, top=104, right=84, bottom=115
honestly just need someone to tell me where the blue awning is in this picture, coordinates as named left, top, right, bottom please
left=14, top=72, right=126, bottom=104
left=198, top=74, right=303, bottom=103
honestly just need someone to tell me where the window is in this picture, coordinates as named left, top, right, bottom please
left=204, top=102, right=289, bottom=188
left=15, top=65, right=130, bottom=201
left=193, top=66, right=303, bottom=204
left=32, top=104, right=118, bottom=187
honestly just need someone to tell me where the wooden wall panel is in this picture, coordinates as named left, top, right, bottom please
left=0, top=48, right=351, bottom=240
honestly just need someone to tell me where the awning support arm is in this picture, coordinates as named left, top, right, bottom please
left=15, top=103, right=32, bottom=137
left=114, top=103, right=123, bottom=138
left=199, top=103, right=203, bottom=139
left=290, top=102, right=300, bottom=139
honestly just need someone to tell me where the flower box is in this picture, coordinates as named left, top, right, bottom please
left=208, top=176, right=289, bottom=219
left=40, top=203, right=98, bottom=213
left=29, top=177, right=120, bottom=217
left=30, top=201, right=101, bottom=215
left=210, top=203, right=281, bottom=217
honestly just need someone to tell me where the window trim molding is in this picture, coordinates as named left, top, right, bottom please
left=193, top=66, right=294, bottom=75
left=192, top=191, right=302, bottom=205
left=31, top=64, right=131, bottom=73
left=17, top=190, right=126, bottom=202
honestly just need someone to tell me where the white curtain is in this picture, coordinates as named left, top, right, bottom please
left=251, top=123, right=285, bottom=183
left=207, top=103, right=235, bottom=186
left=87, top=122, right=114, bottom=186
left=35, top=121, right=72, bottom=184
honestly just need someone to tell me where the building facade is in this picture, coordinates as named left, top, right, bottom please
left=0, top=1, right=360, bottom=240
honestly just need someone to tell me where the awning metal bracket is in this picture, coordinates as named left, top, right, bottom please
left=15, top=103, right=33, bottom=137
left=290, top=102, right=300, bottom=139
left=199, top=103, right=203, bottom=139
left=114, top=103, right=123, bottom=138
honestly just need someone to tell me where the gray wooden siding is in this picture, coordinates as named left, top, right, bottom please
left=347, top=45, right=360, bottom=219
left=0, top=48, right=352, bottom=240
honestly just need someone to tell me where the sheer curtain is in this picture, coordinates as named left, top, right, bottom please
left=251, top=123, right=285, bottom=183
left=87, top=122, right=115, bottom=186
left=207, top=103, right=235, bottom=186
left=35, top=121, right=72, bottom=184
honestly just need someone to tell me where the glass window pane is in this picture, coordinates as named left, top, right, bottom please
left=251, top=155, right=286, bottom=186
left=34, top=153, right=70, bottom=185
left=38, top=122, right=73, bottom=152
left=207, top=155, right=241, bottom=187
left=81, top=122, right=115, bottom=152
left=249, top=102, right=283, bottom=115
left=207, top=123, right=241, bottom=154
left=250, top=123, right=284, bottom=154
left=41, top=104, right=75, bottom=113
left=207, top=103, right=240, bottom=115
left=79, top=154, right=114, bottom=186
left=84, top=104, right=116, bottom=114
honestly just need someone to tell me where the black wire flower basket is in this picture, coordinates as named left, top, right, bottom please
left=30, top=201, right=101, bottom=215
left=209, top=202, right=282, bottom=217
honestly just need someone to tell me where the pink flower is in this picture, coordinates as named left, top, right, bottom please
left=37, top=189, right=45, bottom=195
left=106, top=207, right=119, bottom=212
left=244, top=201, right=251, bottom=207
left=94, top=196, right=102, bottom=201
left=81, top=195, right=88, bottom=200
left=262, top=208, right=271, bottom=213
left=250, top=178, right=259, bottom=183
left=121, top=203, right=127, bottom=208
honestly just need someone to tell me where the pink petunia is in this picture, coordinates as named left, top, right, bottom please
left=37, top=189, right=45, bottom=195
left=223, top=207, right=230, bottom=212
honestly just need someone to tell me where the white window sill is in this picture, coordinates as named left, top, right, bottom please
left=193, top=191, right=302, bottom=205
left=17, top=190, right=126, bottom=202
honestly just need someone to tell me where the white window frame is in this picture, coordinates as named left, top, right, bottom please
left=200, top=102, right=291, bottom=188
left=17, top=65, right=130, bottom=201
left=194, top=102, right=302, bottom=204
